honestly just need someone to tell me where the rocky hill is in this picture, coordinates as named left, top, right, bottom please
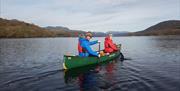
left=44, top=26, right=85, bottom=37
left=107, top=31, right=130, bottom=36
left=0, top=18, right=56, bottom=38
left=0, top=18, right=93, bottom=38
left=133, top=20, right=180, bottom=36
left=1, top=18, right=179, bottom=38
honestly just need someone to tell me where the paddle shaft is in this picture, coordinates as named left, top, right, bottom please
left=98, top=42, right=101, bottom=53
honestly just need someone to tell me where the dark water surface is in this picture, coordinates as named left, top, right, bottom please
left=0, top=36, right=180, bottom=91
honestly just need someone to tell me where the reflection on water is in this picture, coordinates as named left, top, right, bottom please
left=0, top=36, right=180, bottom=91
left=64, top=59, right=119, bottom=91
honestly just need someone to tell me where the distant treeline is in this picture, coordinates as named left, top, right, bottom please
left=0, top=18, right=92, bottom=38
left=0, top=18, right=180, bottom=38
left=0, top=18, right=55, bottom=38
left=0, top=18, right=129, bottom=38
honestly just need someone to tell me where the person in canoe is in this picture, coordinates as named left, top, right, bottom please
left=104, top=34, right=118, bottom=53
left=78, top=32, right=100, bottom=57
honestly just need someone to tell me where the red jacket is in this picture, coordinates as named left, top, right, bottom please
left=104, top=36, right=118, bottom=53
left=78, top=42, right=83, bottom=53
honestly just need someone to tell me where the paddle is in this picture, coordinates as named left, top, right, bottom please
left=98, top=42, right=101, bottom=58
left=119, top=44, right=124, bottom=61
left=98, top=42, right=101, bottom=53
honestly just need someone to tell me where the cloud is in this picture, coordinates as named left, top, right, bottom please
left=1, top=0, right=179, bottom=32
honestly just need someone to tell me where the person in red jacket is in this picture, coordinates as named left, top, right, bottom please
left=104, top=34, right=118, bottom=53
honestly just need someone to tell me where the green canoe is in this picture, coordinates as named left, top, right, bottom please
left=63, top=44, right=122, bottom=70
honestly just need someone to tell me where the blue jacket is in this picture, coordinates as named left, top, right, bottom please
left=79, top=38, right=98, bottom=57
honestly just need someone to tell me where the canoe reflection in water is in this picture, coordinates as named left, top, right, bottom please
left=64, top=59, right=119, bottom=91
left=78, top=70, right=98, bottom=90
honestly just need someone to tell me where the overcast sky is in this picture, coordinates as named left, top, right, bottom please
left=0, top=0, right=179, bottom=32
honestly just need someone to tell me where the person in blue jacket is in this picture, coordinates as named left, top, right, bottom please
left=78, top=32, right=100, bottom=57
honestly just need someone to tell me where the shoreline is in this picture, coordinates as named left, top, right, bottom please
left=0, top=35, right=179, bottom=39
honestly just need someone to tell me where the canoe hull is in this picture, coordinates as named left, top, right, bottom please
left=63, top=50, right=121, bottom=70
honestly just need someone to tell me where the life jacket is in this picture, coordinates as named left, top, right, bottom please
left=78, top=38, right=87, bottom=53
left=78, top=42, right=83, bottom=53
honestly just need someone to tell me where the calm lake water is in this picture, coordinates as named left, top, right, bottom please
left=0, top=36, right=180, bottom=91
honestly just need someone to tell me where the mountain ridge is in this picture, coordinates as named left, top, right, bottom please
left=1, top=18, right=180, bottom=38
left=133, top=20, right=180, bottom=36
